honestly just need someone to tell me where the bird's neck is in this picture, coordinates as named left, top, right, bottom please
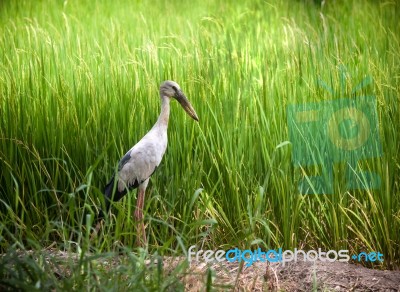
left=155, top=96, right=170, bottom=128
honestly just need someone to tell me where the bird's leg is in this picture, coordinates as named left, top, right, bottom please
left=90, top=221, right=103, bottom=241
left=134, top=185, right=147, bottom=246
left=134, top=188, right=145, bottom=221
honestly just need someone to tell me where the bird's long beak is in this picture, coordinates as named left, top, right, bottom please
left=176, top=91, right=199, bottom=121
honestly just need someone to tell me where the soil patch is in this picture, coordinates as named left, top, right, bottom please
left=175, top=257, right=400, bottom=291
left=10, top=250, right=400, bottom=291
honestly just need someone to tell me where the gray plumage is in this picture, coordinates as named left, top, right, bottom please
left=98, top=81, right=199, bottom=230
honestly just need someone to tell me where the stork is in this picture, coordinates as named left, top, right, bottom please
left=96, top=80, right=199, bottom=245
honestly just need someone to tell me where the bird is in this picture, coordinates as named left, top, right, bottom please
left=95, top=80, right=199, bottom=246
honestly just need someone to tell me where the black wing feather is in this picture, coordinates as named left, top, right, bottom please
left=104, top=149, right=137, bottom=200
left=97, top=151, right=159, bottom=222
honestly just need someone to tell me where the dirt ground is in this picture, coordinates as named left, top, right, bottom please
left=13, top=250, right=400, bottom=291
left=174, top=257, right=400, bottom=291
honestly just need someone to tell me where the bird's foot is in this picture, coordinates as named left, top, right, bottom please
left=90, top=221, right=103, bottom=241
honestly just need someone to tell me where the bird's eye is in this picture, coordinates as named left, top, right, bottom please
left=172, top=86, right=177, bottom=91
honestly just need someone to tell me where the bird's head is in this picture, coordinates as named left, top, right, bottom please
left=160, top=80, right=199, bottom=121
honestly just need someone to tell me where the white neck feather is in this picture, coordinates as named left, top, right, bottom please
left=155, top=96, right=170, bottom=129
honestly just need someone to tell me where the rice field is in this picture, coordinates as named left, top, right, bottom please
left=0, top=0, right=399, bottom=289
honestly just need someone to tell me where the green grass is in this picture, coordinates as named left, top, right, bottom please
left=0, top=0, right=399, bottom=289
left=0, top=247, right=188, bottom=291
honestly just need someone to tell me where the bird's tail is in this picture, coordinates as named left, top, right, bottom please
left=104, top=176, right=115, bottom=200
left=96, top=176, right=114, bottom=223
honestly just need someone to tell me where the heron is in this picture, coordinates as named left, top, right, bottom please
left=95, top=80, right=199, bottom=246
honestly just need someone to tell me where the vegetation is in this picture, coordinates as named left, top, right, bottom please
left=0, top=0, right=399, bottom=289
